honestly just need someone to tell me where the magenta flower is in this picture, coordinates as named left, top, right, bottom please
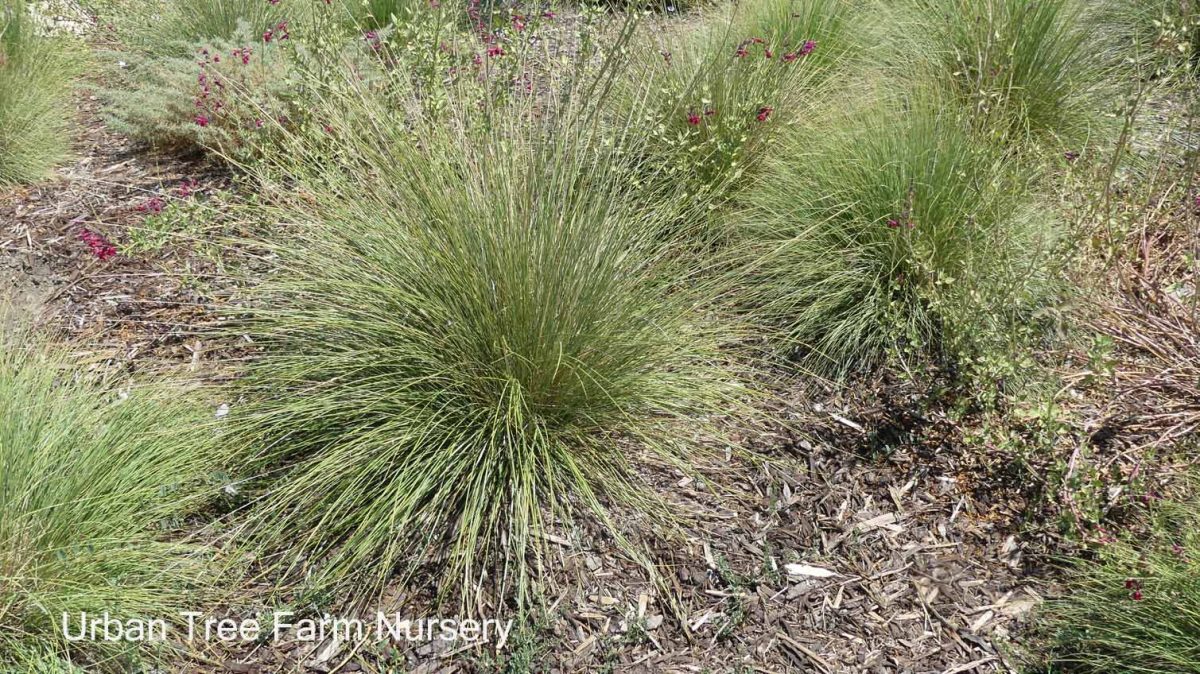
left=756, top=106, right=773, bottom=122
left=195, top=114, right=210, bottom=127
left=783, top=51, right=797, bottom=62
left=267, top=0, right=280, bottom=4
left=764, top=48, right=773, bottom=58
left=486, top=44, right=504, bottom=57
left=263, top=28, right=273, bottom=42
left=136, top=196, right=166, bottom=214
left=79, top=229, right=118, bottom=261
left=687, top=112, right=701, bottom=126
left=800, top=40, right=817, bottom=55
left=735, top=46, right=748, bottom=58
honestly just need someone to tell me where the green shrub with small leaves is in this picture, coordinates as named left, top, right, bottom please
left=101, top=25, right=318, bottom=159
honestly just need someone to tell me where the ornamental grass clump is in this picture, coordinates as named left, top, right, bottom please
left=1043, top=493, right=1200, bottom=673
left=892, top=0, right=1110, bottom=148
left=116, top=0, right=295, bottom=56
left=741, top=91, right=1060, bottom=377
left=0, top=0, right=80, bottom=184
left=224, top=69, right=744, bottom=606
left=0, top=337, right=216, bottom=671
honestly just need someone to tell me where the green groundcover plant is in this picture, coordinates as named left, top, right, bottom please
left=102, top=24, right=309, bottom=158
left=1044, top=490, right=1200, bottom=672
left=0, top=337, right=217, bottom=672
left=0, top=0, right=80, bottom=184
left=740, top=88, right=1060, bottom=377
left=222, top=65, right=745, bottom=608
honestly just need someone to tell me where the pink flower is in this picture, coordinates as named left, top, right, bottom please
left=756, top=106, right=773, bottom=122
left=512, top=14, right=525, bottom=31
left=800, top=40, right=817, bottom=55
left=764, top=49, right=773, bottom=58
left=136, top=196, right=166, bottom=214
left=267, top=0, right=280, bottom=4
left=263, top=28, right=273, bottom=42
left=783, top=51, right=797, bottom=62
left=79, top=229, right=118, bottom=261
left=1132, top=590, right=1144, bottom=601
left=735, top=46, right=748, bottom=58
left=195, top=114, right=209, bottom=127
left=177, top=180, right=198, bottom=198
left=486, top=44, right=504, bottom=57
left=887, top=219, right=901, bottom=229
left=687, top=112, right=701, bottom=126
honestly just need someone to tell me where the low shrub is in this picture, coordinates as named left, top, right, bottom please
left=221, top=68, right=743, bottom=606
left=0, top=337, right=216, bottom=671
left=1043, top=491, right=1200, bottom=672
left=618, top=0, right=852, bottom=210
left=101, top=24, right=309, bottom=159
left=890, top=0, right=1110, bottom=149
left=0, top=0, right=80, bottom=183
left=740, top=90, right=1060, bottom=377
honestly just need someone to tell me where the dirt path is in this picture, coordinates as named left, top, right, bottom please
left=0, top=89, right=232, bottom=369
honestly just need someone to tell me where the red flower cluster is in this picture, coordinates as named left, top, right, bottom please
left=136, top=196, right=166, bottom=214
left=364, top=30, right=381, bottom=51
left=79, top=229, right=118, bottom=261
left=783, top=40, right=818, bottom=62
left=1125, top=578, right=1144, bottom=601
left=756, top=106, right=773, bottom=122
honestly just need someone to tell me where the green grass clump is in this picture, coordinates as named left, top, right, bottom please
left=115, top=0, right=294, bottom=55
left=1091, top=0, right=1200, bottom=78
left=741, top=91, right=1059, bottom=377
left=0, top=0, right=80, bottom=184
left=0, top=338, right=216, bottom=671
left=619, top=0, right=852, bottom=211
left=891, top=0, right=1109, bottom=149
left=1044, top=493, right=1200, bottom=672
left=224, top=74, right=743, bottom=606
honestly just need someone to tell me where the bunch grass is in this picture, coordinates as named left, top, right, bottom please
left=739, top=87, right=1061, bottom=377
left=0, top=334, right=217, bottom=671
left=0, top=0, right=81, bottom=184
left=1044, top=488, right=1200, bottom=672
left=223, top=53, right=745, bottom=608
